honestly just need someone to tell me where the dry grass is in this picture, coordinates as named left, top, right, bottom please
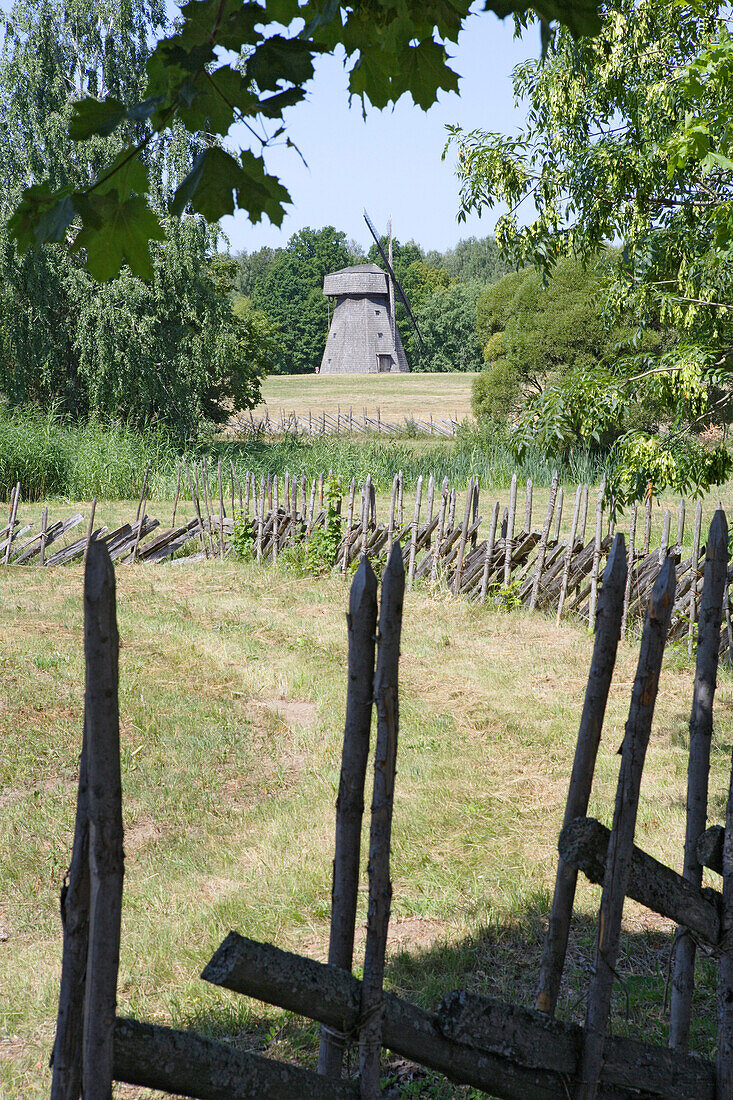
left=252, top=372, right=478, bottom=422
left=0, top=557, right=729, bottom=1097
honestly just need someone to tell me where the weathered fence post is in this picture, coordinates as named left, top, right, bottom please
left=453, top=477, right=473, bottom=596
left=4, top=481, right=20, bottom=565
left=553, top=487, right=564, bottom=543
left=528, top=471, right=558, bottom=613
left=479, top=502, right=500, bottom=604
left=621, top=503, right=637, bottom=636
left=386, top=474, right=398, bottom=558
left=588, top=477, right=606, bottom=626
left=359, top=544, right=404, bottom=1098
left=718, top=750, right=733, bottom=1099
left=670, top=509, right=728, bottom=1050
left=50, top=727, right=90, bottom=1100
left=576, top=556, right=676, bottom=1099
left=82, top=540, right=124, bottom=1100
left=688, top=501, right=704, bottom=656
left=408, top=475, right=423, bottom=588
left=84, top=499, right=97, bottom=567
left=557, top=484, right=582, bottom=624
left=535, top=535, right=626, bottom=1017
left=503, top=474, right=517, bottom=588
left=39, top=505, right=48, bottom=567
left=171, top=463, right=182, bottom=528
left=342, top=479, right=356, bottom=575
left=318, top=558, right=379, bottom=1079
left=430, top=479, right=448, bottom=586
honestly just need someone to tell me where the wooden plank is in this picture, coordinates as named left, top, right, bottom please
left=577, top=556, right=676, bottom=1100
left=535, top=535, right=626, bottom=1017
left=318, top=559, right=378, bottom=1079
left=559, top=816, right=720, bottom=945
left=359, top=544, right=404, bottom=1098
left=113, top=1017, right=358, bottom=1099
left=453, top=477, right=473, bottom=596
left=437, top=990, right=712, bottom=1100
left=670, top=508, right=728, bottom=1050
left=202, top=934, right=713, bottom=1100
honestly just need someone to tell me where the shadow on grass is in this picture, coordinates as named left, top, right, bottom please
left=179, top=894, right=718, bottom=1096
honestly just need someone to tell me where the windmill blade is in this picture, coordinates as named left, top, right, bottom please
left=363, top=210, right=424, bottom=351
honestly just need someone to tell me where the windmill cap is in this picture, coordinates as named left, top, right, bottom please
left=324, top=264, right=389, bottom=297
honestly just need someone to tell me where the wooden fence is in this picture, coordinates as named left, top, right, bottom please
left=50, top=519, right=733, bottom=1097
left=3, top=468, right=732, bottom=651
left=228, top=406, right=460, bottom=438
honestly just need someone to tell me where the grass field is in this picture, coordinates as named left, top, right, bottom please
left=252, top=372, right=478, bottom=422
left=1, top=557, right=729, bottom=1097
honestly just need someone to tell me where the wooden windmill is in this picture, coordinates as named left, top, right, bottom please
left=318, top=212, right=424, bottom=375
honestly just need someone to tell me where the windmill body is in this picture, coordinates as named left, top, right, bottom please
left=319, top=263, right=410, bottom=375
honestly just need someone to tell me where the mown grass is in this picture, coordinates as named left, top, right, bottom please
left=252, top=372, right=478, bottom=422
left=0, top=559, right=729, bottom=1097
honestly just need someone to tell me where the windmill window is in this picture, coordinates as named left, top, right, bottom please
left=377, top=332, right=383, bottom=338
left=375, top=309, right=380, bottom=315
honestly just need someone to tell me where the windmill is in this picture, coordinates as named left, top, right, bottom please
left=318, top=213, right=424, bottom=375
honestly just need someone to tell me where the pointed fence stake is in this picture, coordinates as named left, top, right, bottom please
left=670, top=509, right=728, bottom=1051
left=535, top=534, right=626, bottom=1017
left=577, top=556, right=676, bottom=1100
left=359, top=545, right=404, bottom=1099
left=718, top=749, right=733, bottom=1098
left=318, top=559, right=378, bottom=1079
left=82, top=541, right=124, bottom=1100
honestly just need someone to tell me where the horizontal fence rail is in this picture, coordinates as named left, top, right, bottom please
left=2, top=471, right=730, bottom=655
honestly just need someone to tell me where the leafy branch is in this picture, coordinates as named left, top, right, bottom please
left=6, top=0, right=604, bottom=280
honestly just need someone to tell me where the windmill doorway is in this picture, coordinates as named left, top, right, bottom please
left=377, top=354, right=392, bottom=373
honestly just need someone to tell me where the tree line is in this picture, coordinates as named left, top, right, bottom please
left=233, top=229, right=510, bottom=375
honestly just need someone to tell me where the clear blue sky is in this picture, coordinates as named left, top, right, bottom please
left=223, top=12, right=536, bottom=256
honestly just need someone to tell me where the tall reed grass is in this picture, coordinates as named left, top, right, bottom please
left=0, top=405, right=606, bottom=503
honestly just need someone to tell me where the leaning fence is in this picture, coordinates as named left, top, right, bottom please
left=3, top=465, right=732, bottom=652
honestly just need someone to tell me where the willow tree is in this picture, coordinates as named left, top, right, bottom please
left=0, top=0, right=266, bottom=436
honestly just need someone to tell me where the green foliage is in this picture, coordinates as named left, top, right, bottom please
left=302, top=475, right=343, bottom=574
left=425, top=236, right=512, bottom=285
left=0, top=0, right=266, bottom=436
left=447, top=0, right=733, bottom=503
left=245, top=226, right=361, bottom=374
left=230, top=512, right=255, bottom=562
left=474, top=252, right=666, bottom=422
left=414, top=281, right=485, bottom=372
left=7, top=0, right=604, bottom=278
left=0, top=404, right=178, bottom=501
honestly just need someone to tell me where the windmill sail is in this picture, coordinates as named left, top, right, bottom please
left=363, top=210, right=425, bottom=351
